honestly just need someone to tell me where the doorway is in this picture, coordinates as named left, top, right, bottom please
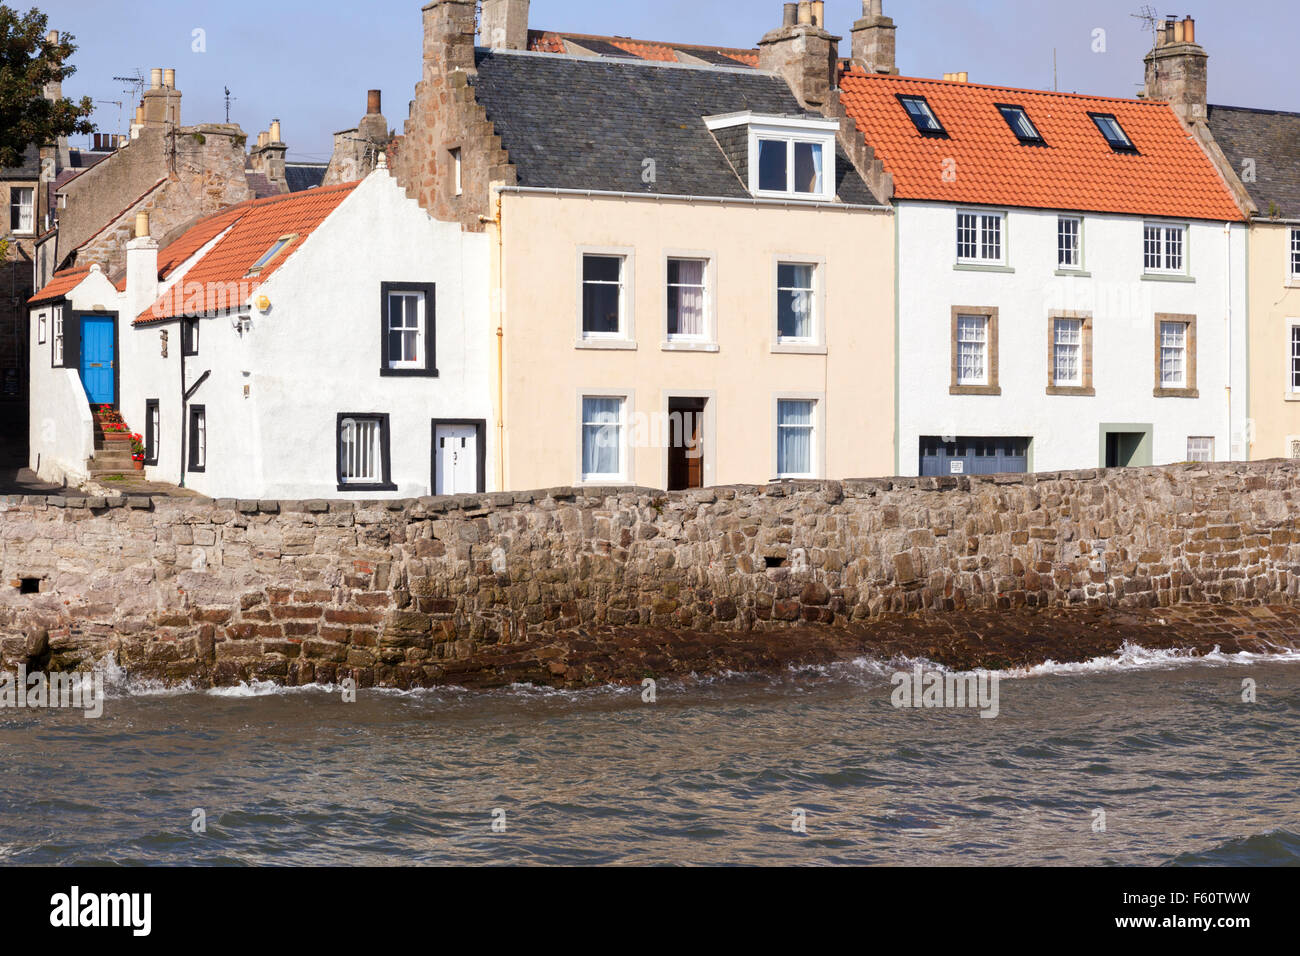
left=1100, top=425, right=1153, bottom=469
left=432, top=419, right=486, bottom=495
left=667, top=397, right=707, bottom=491
left=79, top=315, right=116, bottom=406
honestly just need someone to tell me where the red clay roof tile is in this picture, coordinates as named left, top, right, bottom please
left=135, top=181, right=359, bottom=325
left=29, top=269, right=93, bottom=305
left=837, top=70, right=1246, bottom=222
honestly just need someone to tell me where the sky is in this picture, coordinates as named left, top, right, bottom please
left=32, top=0, right=1300, bottom=162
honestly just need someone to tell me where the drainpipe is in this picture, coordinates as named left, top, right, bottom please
left=179, top=322, right=187, bottom=487
left=480, top=188, right=506, bottom=492
left=1224, top=221, right=1233, bottom=461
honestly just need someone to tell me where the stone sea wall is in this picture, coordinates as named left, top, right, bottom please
left=2, top=461, right=1299, bottom=688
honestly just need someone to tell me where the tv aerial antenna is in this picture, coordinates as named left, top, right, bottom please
left=1131, top=5, right=1161, bottom=47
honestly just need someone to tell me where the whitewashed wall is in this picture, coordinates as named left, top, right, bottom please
left=28, top=269, right=120, bottom=485
left=123, top=168, right=493, bottom=499
left=896, top=201, right=1248, bottom=475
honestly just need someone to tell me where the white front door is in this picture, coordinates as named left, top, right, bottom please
left=435, top=424, right=478, bottom=495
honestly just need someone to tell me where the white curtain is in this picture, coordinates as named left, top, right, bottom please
left=583, top=398, right=622, bottom=477
left=672, top=260, right=705, bottom=337
left=810, top=143, right=824, bottom=194
left=777, top=400, right=813, bottom=476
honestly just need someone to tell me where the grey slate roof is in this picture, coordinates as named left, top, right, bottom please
left=470, top=50, right=880, bottom=205
left=285, top=162, right=328, bottom=192
left=1, top=145, right=41, bottom=180
left=1208, top=104, right=1300, bottom=220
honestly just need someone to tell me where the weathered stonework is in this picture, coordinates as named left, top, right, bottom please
left=2, top=462, right=1299, bottom=689
left=389, top=0, right=517, bottom=230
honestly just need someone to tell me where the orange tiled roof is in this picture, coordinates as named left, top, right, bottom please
left=837, top=70, right=1247, bottom=222
left=135, top=182, right=359, bottom=325
left=527, top=29, right=758, bottom=67
left=29, top=269, right=92, bottom=306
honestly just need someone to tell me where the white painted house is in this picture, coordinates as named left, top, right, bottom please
left=29, top=165, right=493, bottom=498
left=838, top=71, right=1249, bottom=476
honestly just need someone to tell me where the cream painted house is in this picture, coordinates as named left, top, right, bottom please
left=391, top=1, right=896, bottom=492
left=1207, top=106, right=1300, bottom=461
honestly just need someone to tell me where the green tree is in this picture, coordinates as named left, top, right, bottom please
left=0, top=5, right=94, bottom=168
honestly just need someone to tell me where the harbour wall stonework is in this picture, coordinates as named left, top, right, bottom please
left=2, top=461, right=1299, bottom=688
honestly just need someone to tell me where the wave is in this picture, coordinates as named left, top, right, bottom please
left=1166, top=829, right=1300, bottom=866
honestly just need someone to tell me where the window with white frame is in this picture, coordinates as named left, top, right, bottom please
left=386, top=291, right=425, bottom=369
left=957, top=210, right=1004, bottom=264
left=1291, top=228, right=1300, bottom=279
left=1058, top=216, right=1082, bottom=269
left=582, top=255, right=625, bottom=337
left=1160, top=320, right=1188, bottom=387
left=52, top=307, right=63, bottom=366
left=1144, top=223, right=1186, bottom=274
left=338, top=415, right=391, bottom=489
left=776, top=263, right=816, bottom=342
left=756, top=137, right=827, bottom=196
left=450, top=148, right=462, bottom=196
left=776, top=399, right=816, bottom=478
left=1291, top=439, right=1300, bottom=460
left=1187, top=437, right=1214, bottom=462
left=37, top=312, right=46, bottom=345
left=666, top=258, right=707, bottom=339
left=9, top=187, right=34, bottom=234
left=1053, top=317, right=1083, bottom=386
left=581, top=396, right=626, bottom=481
left=956, top=314, right=989, bottom=386
left=1291, top=325, right=1300, bottom=393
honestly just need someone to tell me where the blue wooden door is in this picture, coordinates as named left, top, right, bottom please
left=80, top=317, right=115, bottom=405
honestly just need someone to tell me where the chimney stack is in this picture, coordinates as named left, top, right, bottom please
left=367, top=89, right=382, bottom=115
left=141, top=67, right=182, bottom=127
left=480, top=0, right=530, bottom=50
left=758, top=1, right=842, bottom=109
left=1143, top=15, right=1208, bottom=125
left=852, top=0, right=899, bottom=75
left=126, top=209, right=160, bottom=324
left=270, top=119, right=282, bottom=143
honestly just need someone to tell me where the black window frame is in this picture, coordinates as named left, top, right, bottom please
left=897, top=94, right=948, bottom=137
left=182, top=318, right=200, bottom=357
left=145, top=399, right=160, bottom=466
left=187, top=404, right=206, bottom=473
left=1088, top=112, right=1138, bottom=153
left=336, top=412, right=396, bottom=493
left=995, top=103, right=1046, bottom=146
left=379, top=282, right=438, bottom=378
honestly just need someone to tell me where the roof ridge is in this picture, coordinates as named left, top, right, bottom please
left=480, top=46, right=771, bottom=77
left=532, top=28, right=757, bottom=55
left=841, top=69, right=1172, bottom=107
left=1209, top=102, right=1300, bottom=119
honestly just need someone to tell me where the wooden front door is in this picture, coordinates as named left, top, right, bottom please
left=667, top=398, right=707, bottom=491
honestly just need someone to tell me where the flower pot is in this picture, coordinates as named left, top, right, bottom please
left=133, top=460, right=144, bottom=471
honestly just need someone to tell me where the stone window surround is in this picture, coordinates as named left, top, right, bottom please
left=1046, top=311, right=1095, bottom=396
left=950, top=305, right=1001, bottom=396
left=1153, top=312, right=1198, bottom=399
left=770, top=390, right=827, bottom=481
left=771, top=254, right=828, bottom=355
left=661, top=249, right=719, bottom=353
left=576, top=246, right=637, bottom=350
left=575, top=387, right=635, bottom=487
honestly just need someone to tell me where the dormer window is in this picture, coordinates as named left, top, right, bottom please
left=997, top=104, right=1045, bottom=145
left=1090, top=113, right=1137, bottom=153
left=704, top=112, right=838, bottom=202
left=898, top=95, right=947, bottom=137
